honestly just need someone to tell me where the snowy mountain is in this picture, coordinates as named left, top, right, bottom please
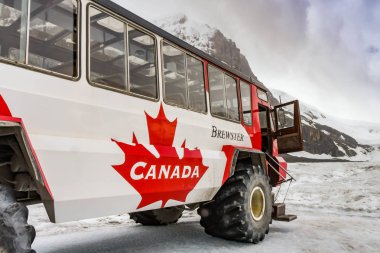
left=269, top=90, right=377, bottom=161
left=154, top=14, right=379, bottom=161
left=270, top=90, right=380, bottom=145
left=155, top=14, right=254, bottom=77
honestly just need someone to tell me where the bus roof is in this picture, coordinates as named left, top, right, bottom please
left=93, top=0, right=269, bottom=92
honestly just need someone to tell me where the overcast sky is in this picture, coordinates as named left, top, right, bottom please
left=116, top=0, right=380, bottom=124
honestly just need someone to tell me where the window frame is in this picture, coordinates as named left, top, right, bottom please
left=87, top=3, right=159, bottom=102
left=0, top=0, right=81, bottom=81
left=161, top=40, right=207, bottom=114
left=239, top=79, right=253, bottom=126
left=208, top=63, right=241, bottom=123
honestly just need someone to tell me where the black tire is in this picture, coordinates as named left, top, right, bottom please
left=130, top=207, right=183, bottom=226
left=198, top=162, right=272, bottom=243
left=0, top=184, right=36, bottom=253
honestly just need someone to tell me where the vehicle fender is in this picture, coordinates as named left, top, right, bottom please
left=222, top=145, right=267, bottom=184
left=0, top=95, right=55, bottom=221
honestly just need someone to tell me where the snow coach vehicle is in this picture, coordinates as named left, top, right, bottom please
left=0, top=0, right=303, bottom=251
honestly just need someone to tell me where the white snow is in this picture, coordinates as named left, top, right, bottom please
left=290, top=151, right=339, bottom=160
left=29, top=212, right=380, bottom=253
left=334, top=141, right=346, bottom=155
left=290, top=147, right=371, bottom=162
left=317, top=118, right=380, bottom=146
left=29, top=159, right=380, bottom=252
left=154, top=14, right=217, bottom=55
left=321, top=130, right=330, bottom=135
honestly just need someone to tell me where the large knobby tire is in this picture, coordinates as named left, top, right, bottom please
left=198, top=162, right=272, bottom=243
left=130, top=207, right=183, bottom=226
left=0, top=184, right=36, bottom=253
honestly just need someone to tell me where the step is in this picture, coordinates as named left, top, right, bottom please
left=272, top=203, right=286, bottom=218
left=273, top=214, right=297, bottom=222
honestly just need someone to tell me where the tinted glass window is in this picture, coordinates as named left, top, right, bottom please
left=89, top=7, right=158, bottom=99
left=277, top=104, right=295, bottom=130
left=259, top=111, right=268, bottom=129
left=163, top=43, right=187, bottom=107
left=209, top=65, right=240, bottom=121
left=257, top=88, right=268, bottom=102
left=0, top=0, right=23, bottom=28
left=240, top=81, right=252, bottom=125
left=29, top=0, right=77, bottom=76
left=28, top=0, right=77, bottom=76
left=89, top=7, right=126, bottom=90
left=128, top=26, right=157, bottom=98
left=0, top=0, right=27, bottom=62
left=187, top=55, right=206, bottom=112
left=225, top=75, right=239, bottom=121
left=209, top=66, right=226, bottom=118
left=0, top=0, right=78, bottom=77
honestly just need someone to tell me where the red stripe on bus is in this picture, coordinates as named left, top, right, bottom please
left=221, top=145, right=236, bottom=184
left=0, top=95, right=12, bottom=117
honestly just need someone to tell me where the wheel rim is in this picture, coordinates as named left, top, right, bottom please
left=250, top=186, right=265, bottom=221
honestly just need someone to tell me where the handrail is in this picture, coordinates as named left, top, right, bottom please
left=267, top=162, right=287, bottom=181
left=265, top=152, right=296, bottom=203
left=265, top=153, right=296, bottom=182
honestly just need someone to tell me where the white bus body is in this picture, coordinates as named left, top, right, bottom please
left=0, top=0, right=302, bottom=223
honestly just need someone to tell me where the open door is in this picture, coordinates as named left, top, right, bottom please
left=273, top=100, right=303, bottom=154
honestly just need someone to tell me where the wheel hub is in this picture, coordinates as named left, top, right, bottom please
left=250, top=186, right=265, bottom=221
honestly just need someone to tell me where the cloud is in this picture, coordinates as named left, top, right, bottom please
left=367, top=46, right=379, bottom=54
left=117, top=0, right=380, bottom=123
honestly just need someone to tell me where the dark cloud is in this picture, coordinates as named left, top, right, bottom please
left=367, top=46, right=379, bottom=54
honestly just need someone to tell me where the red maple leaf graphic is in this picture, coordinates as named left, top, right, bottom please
left=112, top=104, right=209, bottom=209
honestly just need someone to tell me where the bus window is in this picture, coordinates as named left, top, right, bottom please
left=187, top=55, right=206, bottom=112
left=0, top=0, right=27, bottom=63
left=240, top=81, right=252, bottom=125
left=128, top=26, right=157, bottom=99
left=89, top=7, right=126, bottom=91
left=0, top=0, right=78, bottom=77
left=28, top=0, right=78, bottom=76
left=162, top=42, right=187, bottom=107
left=209, top=66, right=226, bottom=118
left=0, top=1, right=23, bottom=28
left=259, top=109, right=268, bottom=129
left=225, top=75, right=239, bottom=121
left=209, top=65, right=240, bottom=121
left=257, top=88, right=268, bottom=102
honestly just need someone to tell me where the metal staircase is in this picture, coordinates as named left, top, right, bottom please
left=266, top=153, right=298, bottom=222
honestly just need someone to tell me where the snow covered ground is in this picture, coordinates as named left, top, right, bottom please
left=29, top=159, right=380, bottom=252
left=30, top=211, right=380, bottom=253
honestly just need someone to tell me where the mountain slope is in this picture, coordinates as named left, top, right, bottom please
left=270, top=90, right=380, bottom=145
left=155, top=14, right=254, bottom=77
left=154, top=14, right=377, bottom=160
left=270, top=90, right=376, bottom=160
